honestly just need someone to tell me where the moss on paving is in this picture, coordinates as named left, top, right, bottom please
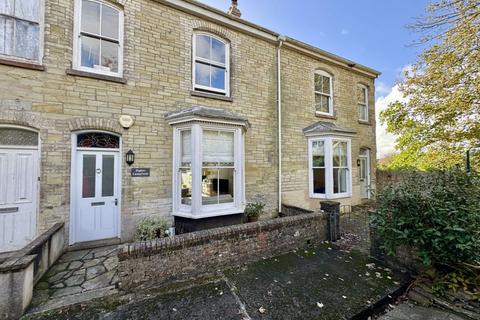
left=24, top=244, right=406, bottom=320
left=224, top=244, right=403, bottom=319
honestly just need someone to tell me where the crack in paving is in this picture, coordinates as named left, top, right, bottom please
left=24, top=245, right=408, bottom=320
left=223, top=275, right=252, bottom=320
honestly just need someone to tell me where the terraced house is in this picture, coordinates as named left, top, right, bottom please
left=0, top=0, right=379, bottom=252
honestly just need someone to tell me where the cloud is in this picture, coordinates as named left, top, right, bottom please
left=375, top=81, right=391, bottom=96
left=340, top=28, right=349, bottom=36
left=375, top=85, right=408, bottom=159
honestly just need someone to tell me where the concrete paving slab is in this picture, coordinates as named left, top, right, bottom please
left=224, top=247, right=403, bottom=320
left=24, top=245, right=406, bottom=320
left=379, top=303, right=467, bottom=320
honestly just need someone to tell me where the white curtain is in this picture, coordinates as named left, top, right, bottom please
left=181, top=130, right=191, bottom=164
left=202, top=130, right=234, bottom=164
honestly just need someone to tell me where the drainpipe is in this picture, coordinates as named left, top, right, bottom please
left=277, top=35, right=286, bottom=214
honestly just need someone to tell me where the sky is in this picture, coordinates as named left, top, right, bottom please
left=199, top=0, right=432, bottom=158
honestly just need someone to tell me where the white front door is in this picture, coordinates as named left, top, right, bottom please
left=359, top=149, right=371, bottom=199
left=74, top=151, right=119, bottom=243
left=0, top=149, right=38, bottom=252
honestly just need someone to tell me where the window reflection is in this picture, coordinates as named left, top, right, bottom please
left=193, top=34, right=228, bottom=93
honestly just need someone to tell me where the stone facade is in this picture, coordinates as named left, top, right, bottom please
left=117, top=212, right=326, bottom=291
left=281, top=47, right=377, bottom=209
left=0, top=0, right=378, bottom=245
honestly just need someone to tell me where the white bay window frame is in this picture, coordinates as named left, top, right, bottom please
left=192, top=32, right=230, bottom=96
left=172, top=122, right=244, bottom=219
left=308, top=136, right=352, bottom=199
left=72, top=0, right=124, bottom=77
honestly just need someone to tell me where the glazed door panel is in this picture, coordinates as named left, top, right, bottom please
left=75, top=151, right=119, bottom=243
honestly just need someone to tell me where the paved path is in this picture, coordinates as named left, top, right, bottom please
left=28, top=245, right=119, bottom=314
left=24, top=244, right=407, bottom=320
left=378, top=302, right=466, bottom=320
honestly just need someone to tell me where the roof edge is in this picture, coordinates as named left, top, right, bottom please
left=152, top=0, right=381, bottom=78
left=284, top=38, right=381, bottom=77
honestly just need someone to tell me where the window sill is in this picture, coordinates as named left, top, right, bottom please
left=310, top=194, right=352, bottom=200
left=315, top=112, right=336, bottom=120
left=358, top=120, right=371, bottom=125
left=0, top=58, right=45, bottom=71
left=66, top=68, right=127, bottom=84
left=172, top=208, right=243, bottom=219
left=190, top=90, right=233, bottom=102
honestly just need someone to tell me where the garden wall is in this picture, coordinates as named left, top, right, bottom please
left=117, top=213, right=326, bottom=291
left=0, top=223, right=65, bottom=319
left=280, top=204, right=315, bottom=217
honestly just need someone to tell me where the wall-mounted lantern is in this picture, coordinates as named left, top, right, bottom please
left=126, top=149, right=135, bottom=166
left=357, top=159, right=361, bottom=167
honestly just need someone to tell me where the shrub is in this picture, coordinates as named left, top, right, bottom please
left=134, top=216, right=170, bottom=241
left=371, top=170, right=480, bottom=267
left=244, top=202, right=265, bottom=218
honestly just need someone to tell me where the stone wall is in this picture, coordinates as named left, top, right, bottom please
left=280, top=46, right=377, bottom=210
left=0, top=223, right=65, bottom=319
left=375, top=170, right=416, bottom=194
left=0, top=0, right=279, bottom=243
left=280, top=203, right=315, bottom=217
left=117, top=213, right=326, bottom=291
left=0, top=0, right=377, bottom=244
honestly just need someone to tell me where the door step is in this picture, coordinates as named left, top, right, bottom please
left=68, top=238, right=121, bottom=252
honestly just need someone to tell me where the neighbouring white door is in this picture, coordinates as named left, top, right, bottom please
left=0, top=149, right=38, bottom=252
left=75, top=151, right=119, bottom=243
left=359, top=149, right=371, bottom=199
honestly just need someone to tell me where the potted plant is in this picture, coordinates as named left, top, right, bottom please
left=244, top=202, right=265, bottom=222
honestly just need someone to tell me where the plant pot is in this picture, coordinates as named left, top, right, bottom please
left=247, top=215, right=259, bottom=222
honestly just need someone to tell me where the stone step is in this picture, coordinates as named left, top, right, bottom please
left=24, top=286, right=118, bottom=317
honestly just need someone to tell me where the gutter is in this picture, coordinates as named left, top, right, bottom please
left=277, top=35, right=286, bottom=214
left=154, top=0, right=381, bottom=78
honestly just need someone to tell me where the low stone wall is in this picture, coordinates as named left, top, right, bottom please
left=118, top=213, right=326, bottom=291
left=280, top=204, right=314, bottom=217
left=0, top=223, right=65, bottom=319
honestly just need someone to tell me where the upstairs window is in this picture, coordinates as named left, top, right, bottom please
left=357, top=84, right=368, bottom=121
left=0, top=0, right=41, bottom=61
left=73, top=0, right=123, bottom=76
left=193, top=33, right=230, bottom=95
left=314, top=70, right=333, bottom=115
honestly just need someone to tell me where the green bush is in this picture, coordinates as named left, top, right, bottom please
left=371, top=170, right=480, bottom=267
left=134, top=216, right=170, bottom=241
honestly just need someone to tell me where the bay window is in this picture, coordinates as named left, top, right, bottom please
left=0, top=0, right=42, bottom=62
left=202, top=130, right=235, bottom=206
left=309, top=137, right=352, bottom=199
left=180, top=130, right=193, bottom=206
left=172, top=122, right=245, bottom=218
left=73, top=0, right=123, bottom=76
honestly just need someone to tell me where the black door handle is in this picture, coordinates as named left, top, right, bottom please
left=114, top=198, right=118, bottom=206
